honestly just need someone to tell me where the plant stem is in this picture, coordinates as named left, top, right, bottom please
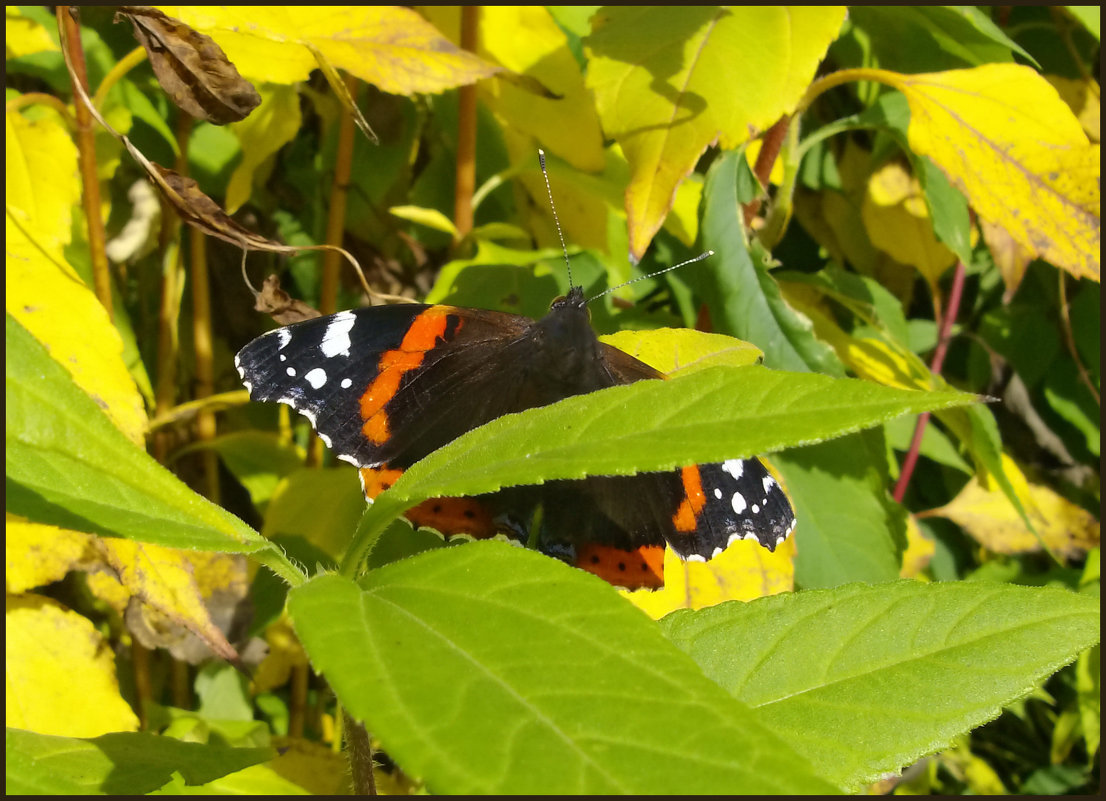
left=893, top=259, right=966, bottom=502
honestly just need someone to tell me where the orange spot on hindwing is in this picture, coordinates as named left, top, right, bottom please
left=575, top=544, right=665, bottom=589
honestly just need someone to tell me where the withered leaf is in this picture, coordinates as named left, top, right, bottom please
left=118, top=6, right=261, bottom=124
left=254, top=274, right=323, bottom=325
left=146, top=161, right=292, bottom=253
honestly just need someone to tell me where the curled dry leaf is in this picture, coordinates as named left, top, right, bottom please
left=254, top=274, right=323, bottom=325
left=117, top=6, right=261, bottom=124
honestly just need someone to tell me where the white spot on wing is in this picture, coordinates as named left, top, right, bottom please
left=762, top=475, right=778, bottom=494
left=276, top=328, right=292, bottom=350
left=731, top=491, right=747, bottom=514
left=305, top=367, right=327, bottom=389
left=321, top=311, right=356, bottom=358
left=722, top=459, right=745, bottom=480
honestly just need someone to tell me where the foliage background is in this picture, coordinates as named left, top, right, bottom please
left=5, top=5, right=1100, bottom=795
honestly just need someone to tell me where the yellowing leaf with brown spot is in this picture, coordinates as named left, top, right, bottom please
left=586, top=6, right=846, bottom=261
left=931, top=454, right=1100, bottom=559
left=862, top=160, right=957, bottom=286
left=6, top=516, right=95, bottom=594
left=6, top=594, right=139, bottom=736
left=158, top=7, right=501, bottom=94
left=6, top=110, right=147, bottom=443
left=623, top=536, right=795, bottom=620
left=98, top=540, right=242, bottom=663
left=889, top=64, right=1100, bottom=281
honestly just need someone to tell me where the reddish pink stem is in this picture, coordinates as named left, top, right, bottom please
left=893, top=260, right=967, bottom=503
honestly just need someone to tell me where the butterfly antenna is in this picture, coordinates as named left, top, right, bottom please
left=587, top=250, right=715, bottom=303
left=538, top=149, right=573, bottom=289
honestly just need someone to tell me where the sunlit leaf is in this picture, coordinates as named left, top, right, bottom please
left=623, top=532, right=795, bottom=619
left=661, top=580, right=1101, bottom=789
left=6, top=595, right=139, bottom=737
left=890, top=64, right=1100, bottom=280
left=929, top=454, right=1100, bottom=559
left=586, top=6, right=846, bottom=259
left=6, top=110, right=148, bottom=443
left=288, top=553, right=838, bottom=793
left=158, top=7, right=501, bottom=94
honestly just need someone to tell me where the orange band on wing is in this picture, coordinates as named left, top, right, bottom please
left=672, top=464, right=706, bottom=532
left=575, top=543, right=665, bottom=589
left=359, top=308, right=455, bottom=444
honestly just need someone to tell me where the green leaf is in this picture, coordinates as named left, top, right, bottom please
left=376, top=365, right=974, bottom=507
left=5, top=315, right=303, bottom=587
left=180, top=431, right=304, bottom=512
left=348, top=364, right=976, bottom=574
left=848, top=6, right=1032, bottom=72
left=776, top=432, right=905, bottom=589
left=698, top=151, right=844, bottom=374
left=288, top=546, right=840, bottom=794
left=917, top=154, right=972, bottom=266
left=5, top=728, right=273, bottom=795
left=661, top=580, right=1101, bottom=790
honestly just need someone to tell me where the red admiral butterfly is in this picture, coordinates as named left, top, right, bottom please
left=236, top=156, right=796, bottom=589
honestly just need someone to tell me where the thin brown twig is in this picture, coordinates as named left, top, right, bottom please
left=454, top=6, right=479, bottom=242
left=57, top=6, right=113, bottom=320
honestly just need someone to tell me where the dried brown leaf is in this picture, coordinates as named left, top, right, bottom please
left=118, top=6, right=260, bottom=124
left=254, top=274, right=323, bottom=325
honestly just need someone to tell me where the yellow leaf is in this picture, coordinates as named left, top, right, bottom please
left=6, top=7, right=59, bottom=59
left=466, top=6, right=606, bottom=172
left=782, top=283, right=936, bottom=391
left=623, top=535, right=795, bottom=620
left=862, top=160, right=957, bottom=285
left=601, top=328, right=762, bottom=375
left=159, top=7, right=500, bottom=94
left=900, top=515, right=935, bottom=579
left=979, top=217, right=1034, bottom=302
left=931, top=454, right=1100, bottom=558
left=226, top=84, right=302, bottom=214
left=388, top=205, right=460, bottom=238
left=98, top=541, right=244, bottom=663
left=6, top=594, right=139, bottom=736
left=586, top=6, right=846, bottom=260
left=890, top=64, right=1100, bottom=281
left=6, top=110, right=148, bottom=443
left=5, top=516, right=95, bottom=594
left=253, top=617, right=308, bottom=694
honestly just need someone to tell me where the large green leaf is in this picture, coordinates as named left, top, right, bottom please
left=5, top=315, right=302, bottom=586
left=353, top=364, right=976, bottom=566
left=4, top=728, right=272, bottom=795
left=288, top=545, right=840, bottom=794
left=661, top=580, right=1100, bottom=790
left=776, top=431, right=906, bottom=589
